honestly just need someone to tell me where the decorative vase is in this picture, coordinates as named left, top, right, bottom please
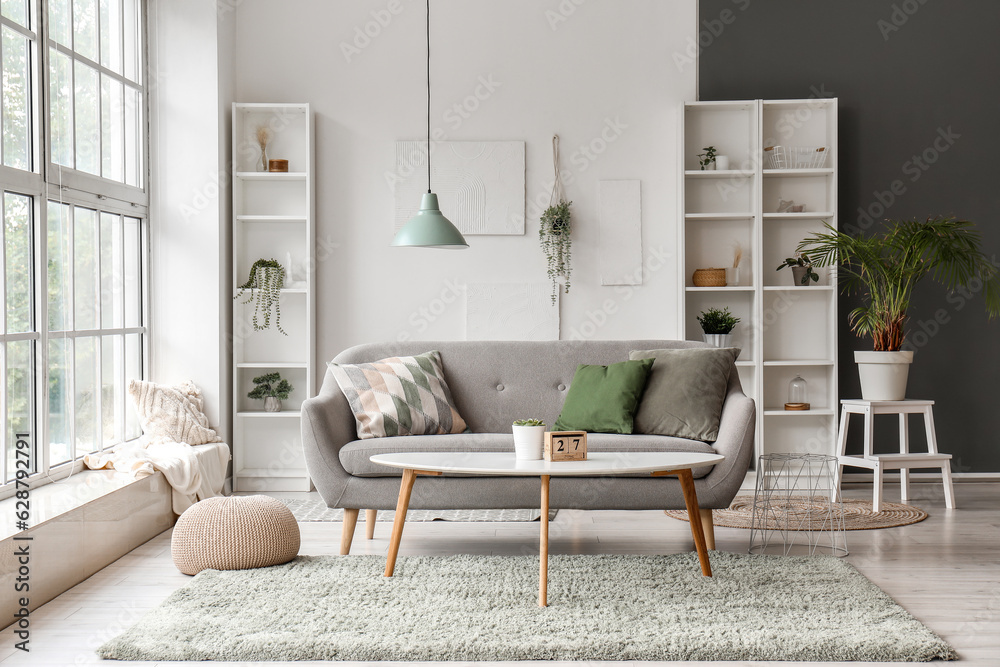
left=726, top=266, right=740, bottom=286
left=791, top=266, right=809, bottom=286
left=264, top=396, right=281, bottom=412
left=855, top=351, right=914, bottom=401
left=512, top=425, right=546, bottom=460
left=702, top=333, right=732, bottom=348
left=715, top=155, right=730, bottom=170
left=257, top=145, right=268, bottom=172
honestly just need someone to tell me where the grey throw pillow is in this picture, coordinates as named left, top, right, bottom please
left=628, top=348, right=739, bottom=442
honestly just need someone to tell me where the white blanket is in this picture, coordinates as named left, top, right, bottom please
left=84, top=439, right=230, bottom=514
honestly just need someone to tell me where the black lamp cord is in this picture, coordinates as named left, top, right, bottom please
left=425, top=0, right=431, bottom=193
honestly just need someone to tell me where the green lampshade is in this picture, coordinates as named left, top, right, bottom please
left=391, top=192, right=468, bottom=249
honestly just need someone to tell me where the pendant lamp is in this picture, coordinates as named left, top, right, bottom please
left=391, top=0, right=468, bottom=249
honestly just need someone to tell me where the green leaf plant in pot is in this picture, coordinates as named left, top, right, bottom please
left=248, top=372, right=293, bottom=412
left=697, top=307, right=740, bottom=349
left=512, top=419, right=546, bottom=461
left=235, top=258, right=286, bottom=335
left=798, top=217, right=1000, bottom=400
left=777, top=252, right=820, bottom=286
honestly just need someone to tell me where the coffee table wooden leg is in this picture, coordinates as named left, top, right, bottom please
left=678, top=468, right=712, bottom=577
left=539, top=474, right=550, bottom=607
left=384, top=468, right=417, bottom=577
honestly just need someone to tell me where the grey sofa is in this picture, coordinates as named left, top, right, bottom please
left=301, top=340, right=755, bottom=554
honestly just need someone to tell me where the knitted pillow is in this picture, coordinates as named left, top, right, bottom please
left=329, top=350, right=468, bottom=439
left=129, top=379, right=222, bottom=445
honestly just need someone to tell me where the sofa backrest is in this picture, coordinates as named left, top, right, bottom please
left=327, top=340, right=735, bottom=434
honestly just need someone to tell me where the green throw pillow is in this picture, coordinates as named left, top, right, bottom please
left=553, top=359, right=654, bottom=434
left=629, top=347, right=739, bottom=442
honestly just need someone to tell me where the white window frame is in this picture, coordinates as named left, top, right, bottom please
left=0, top=0, right=150, bottom=500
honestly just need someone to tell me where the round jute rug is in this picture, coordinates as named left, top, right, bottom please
left=666, top=495, right=928, bottom=530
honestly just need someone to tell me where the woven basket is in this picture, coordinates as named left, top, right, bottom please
left=692, top=268, right=727, bottom=287
left=171, top=495, right=300, bottom=575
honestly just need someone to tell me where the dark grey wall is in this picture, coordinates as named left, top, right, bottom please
left=698, top=0, right=1000, bottom=471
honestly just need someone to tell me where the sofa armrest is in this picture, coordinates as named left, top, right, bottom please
left=301, top=368, right=358, bottom=507
left=698, top=379, right=756, bottom=505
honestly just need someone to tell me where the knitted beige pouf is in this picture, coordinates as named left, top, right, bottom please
left=171, top=495, right=300, bottom=575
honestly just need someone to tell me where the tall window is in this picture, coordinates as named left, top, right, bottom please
left=0, top=0, right=146, bottom=495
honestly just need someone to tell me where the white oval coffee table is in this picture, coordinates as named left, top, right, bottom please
left=370, top=451, right=725, bottom=606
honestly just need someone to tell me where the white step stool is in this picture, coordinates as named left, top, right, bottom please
left=835, top=399, right=955, bottom=512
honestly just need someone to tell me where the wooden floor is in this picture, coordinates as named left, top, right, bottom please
left=2, top=482, right=997, bottom=666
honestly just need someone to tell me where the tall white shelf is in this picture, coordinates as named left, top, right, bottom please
left=231, top=103, right=315, bottom=492
left=679, top=98, right=839, bottom=473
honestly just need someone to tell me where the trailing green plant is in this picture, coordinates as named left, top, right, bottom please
left=247, top=372, right=293, bottom=400
left=777, top=252, right=820, bottom=285
left=798, top=217, right=1000, bottom=351
left=512, top=419, right=545, bottom=427
left=698, top=145, right=718, bottom=170
left=540, top=199, right=573, bottom=304
left=235, top=258, right=286, bottom=334
left=697, top=307, right=740, bottom=334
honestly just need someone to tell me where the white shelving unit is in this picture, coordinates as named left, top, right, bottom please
left=679, top=98, right=838, bottom=471
left=232, top=103, right=315, bottom=492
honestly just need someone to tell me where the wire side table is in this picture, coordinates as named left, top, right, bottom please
left=749, top=453, right=848, bottom=557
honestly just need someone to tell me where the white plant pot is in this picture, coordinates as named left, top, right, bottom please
left=855, top=351, right=914, bottom=401
left=702, top=333, right=733, bottom=348
left=512, top=425, right=546, bottom=460
left=715, top=155, right=730, bottom=170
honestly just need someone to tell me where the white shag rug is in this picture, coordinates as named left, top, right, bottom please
left=98, top=551, right=955, bottom=662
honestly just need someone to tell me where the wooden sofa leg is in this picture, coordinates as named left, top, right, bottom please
left=365, top=509, right=377, bottom=539
left=699, top=508, right=716, bottom=551
left=340, top=508, right=360, bottom=555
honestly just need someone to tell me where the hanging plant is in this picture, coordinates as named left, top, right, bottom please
left=235, top=258, right=286, bottom=335
left=540, top=135, right=573, bottom=305
left=540, top=200, right=573, bottom=304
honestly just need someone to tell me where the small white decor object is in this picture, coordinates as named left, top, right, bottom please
left=598, top=180, right=642, bottom=286
left=394, top=141, right=526, bottom=235
left=703, top=333, right=732, bottom=348
left=785, top=374, right=810, bottom=410
left=512, top=420, right=546, bottom=460
left=715, top=155, right=730, bottom=170
left=855, top=351, right=914, bottom=401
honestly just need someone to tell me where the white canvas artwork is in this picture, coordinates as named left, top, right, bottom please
left=394, top=141, right=525, bottom=235
left=465, top=283, right=558, bottom=341
left=598, top=180, right=643, bottom=285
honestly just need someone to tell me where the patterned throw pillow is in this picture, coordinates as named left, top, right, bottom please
left=329, top=350, right=468, bottom=440
left=129, top=379, right=223, bottom=445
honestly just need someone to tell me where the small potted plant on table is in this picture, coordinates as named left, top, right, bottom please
left=248, top=372, right=294, bottom=412
left=512, top=419, right=546, bottom=460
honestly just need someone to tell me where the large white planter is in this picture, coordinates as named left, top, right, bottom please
left=855, top=351, right=914, bottom=401
left=512, top=425, right=546, bottom=460
left=703, top=333, right=733, bottom=348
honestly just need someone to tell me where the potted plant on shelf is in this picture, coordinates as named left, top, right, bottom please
left=697, top=307, right=740, bottom=348
left=235, top=258, right=286, bottom=335
left=777, top=253, right=820, bottom=286
left=698, top=146, right=718, bottom=171
left=799, top=217, right=1000, bottom=400
left=248, top=372, right=294, bottom=412
left=512, top=419, right=546, bottom=460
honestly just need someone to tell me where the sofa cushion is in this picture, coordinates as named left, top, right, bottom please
left=340, top=432, right=716, bottom=478
left=553, top=359, right=654, bottom=434
left=629, top=347, right=739, bottom=442
left=328, top=350, right=467, bottom=439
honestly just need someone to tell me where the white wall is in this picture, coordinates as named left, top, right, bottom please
left=232, top=0, right=696, bottom=373
left=148, top=0, right=231, bottom=438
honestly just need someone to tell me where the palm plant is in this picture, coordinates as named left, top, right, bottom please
left=798, top=217, right=1000, bottom=351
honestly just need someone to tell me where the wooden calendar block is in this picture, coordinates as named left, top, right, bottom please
left=544, top=431, right=588, bottom=461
